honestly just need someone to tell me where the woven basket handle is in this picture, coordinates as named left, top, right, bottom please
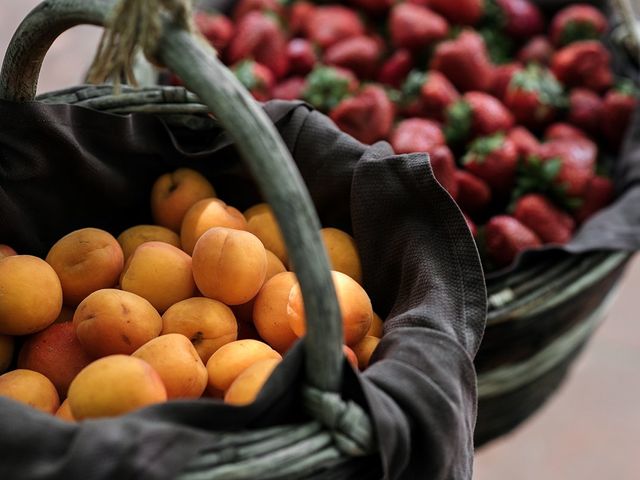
left=0, top=0, right=344, bottom=393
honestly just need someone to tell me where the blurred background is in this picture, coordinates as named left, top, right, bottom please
left=1, top=1, right=639, bottom=478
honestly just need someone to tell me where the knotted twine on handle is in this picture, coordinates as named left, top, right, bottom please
left=86, top=0, right=198, bottom=90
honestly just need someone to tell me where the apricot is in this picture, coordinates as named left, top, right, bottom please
left=162, top=297, right=238, bottom=363
left=55, top=399, right=75, bottom=422
left=343, top=345, right=358, bottom=370
left=180, top=198, right=248, bottom=254
left=287, top=271, right=372, bottom=346
left=151, top=168, right=216, bottom=232
left=245, top=204, right=288, bottom=264
left=67, top=355, right=167, bottom=420
left=367, top=312, right=384, bottom=338
left=132, top=334, right=207, bottom=399
left=117, top=225, right=181, bottom=260
left=224, top=358, right=281, bottom=406
left=0, top=335, right=14, bottom=373
left=46, top=228, right=124, bottom=306
left=351, top=336, right=381, bottom=369
left=0, top=245, right=16, bottom=259
left=0, top=369, right=60, bottom=414
left=321, top=228, right=362, bottom=284
left=192, top=228, right=267, bottom=305
left=206, top=339, right=281, bottom=392
left=253, top=272, right=299, bottom=354
left=244, top=203, right=270, bottom=221
left=74, top=289, right=162, bottom=357
left=120, top=241, right=196, bottom=312
left=0, top=255, right=63, bottom=335
left=18, top=322, right=93, bottom=396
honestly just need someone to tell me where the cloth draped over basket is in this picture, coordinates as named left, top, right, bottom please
left=0, top=99, right=486, bottom=479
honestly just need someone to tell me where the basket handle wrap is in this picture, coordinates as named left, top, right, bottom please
left=0, top=0, right=345, bottom=394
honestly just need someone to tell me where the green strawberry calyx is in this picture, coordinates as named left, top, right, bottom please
left=463, top=133, right=506, bottom=164
left=401, top=70, right=427, bottom=103
left=615, top=79, right=640, bottom=98
left=233, top=60, right=259, bottom=91
left=560, top=20, right=599, bottom=46
left=510, top=64, right=567, bottom=109
left=303, top=65, right=354, bottom=112
left=444, top=99, right=473, bottom=145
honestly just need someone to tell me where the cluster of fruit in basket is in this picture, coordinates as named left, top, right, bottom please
left=0, top=168, right=380, bottom=420
left=174, top=0, right=639, bottom=269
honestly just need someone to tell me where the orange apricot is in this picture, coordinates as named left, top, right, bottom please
left=321, top=228, right=362, bottom=283
left=0, top=245, right=16, bottom=259
left=0, top=369, right=60, bottom=414
left=117, top=225, right=181, bottom=260
left=245, top=204, right=288, bottom=264
left=180, top=198, right=247, bottom=254
left=55, top=399, right=76, bottom=422
left=343, top=345, right=359, bottom=370
left=367, top=312, right=384, bottom=338
left=351, top=336, right=381, bottom=369
left=224, top=358, right=281, bottom=406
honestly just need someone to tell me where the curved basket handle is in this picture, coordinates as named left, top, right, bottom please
left=0, top=0, right=344, bottom=393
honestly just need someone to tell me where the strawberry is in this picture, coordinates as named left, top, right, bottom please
left=491, top=63, right=523, bottom=102
left=445, top=91, right=514, bottom=144
left=463, top=132, right=518, bottom=192
left=377, top=50, right=414, bottom=88
left=567, top=88, right=604, bottom=135
left=329, top=85, right=394, bottom=144
left=390, top=118, right=445, bottom=154
left=549, top=4, right=608, bottom=47
left=545, top=122, right=587, bottom=141
left=420, top=71, right=461, bottom=121
left=429, top=145, right=459, bottom=199
left=227, top=11, right=289, bottom=79
left=464, top=214, right=478, bottom=237
left=194, top=12, right=234, bottom=53
left=288, top=1, right=315, bottom=36
left=574, top=175, right=614, bottom=223
left=602, top=80, right=639, bottom=149
left=232, top=0, right=283, bottom=21
left=513, top=193, right=575, bottom=244
left=303, top=66, right=359, bottom=112
left=305, top=6, right=365, bottom=49
left=272, top=77, right=306, bottom=100
left=517, top=36, right=554, bottom=66
left=485, top=215, right=542, bottom=267
left=551, top=40, right=613, bottom=92
left=535, top=137, right=597, bottom=197
left=430, top=30, right=494, bottom=93
left=389, top=3, right=449, bottom=51
left=349, top=0, right=394, bottom=14
left=232, top=60, right=275, bottom=102
left=286, top=39, right=317, bottom=76
left=507, top=126, right=539, bottom=159
left=429, top=0, right=484, bottom=26
left=492, top=0, right=545, bottom=40
left=504, top=63, right=565, bottom=128
left=455, top=170, right=492, bottom=213
left=324, top=36, right=382, bottom=78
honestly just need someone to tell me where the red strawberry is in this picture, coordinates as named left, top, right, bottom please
left=549, top=4, right=608, bottom=47
left=429, top=145, right=459, bottom=199
left=429, top=0, right=484, bottom=26
left=305, top=6, right=365, bottom=49
left=507, top=126, right=539, bottom=159
left=288, top=1, right=316, bottom=36
left=349, top=0, right=394, bottom=14
left=273, top=77, right=306, bottom=100
left=504, top=63, right=565, bottom=128
left=536, top=137, right=597, bottom=197
left=517, top=36, right=554, bottom=66
left=286, top=39, right=317, bottom=76
left=602, top=81, right=639, bottom=149
left=329, top=85, right=394, bottom=144
left=485, top=215, right=542, bottom=267
left=491, top=63, right=523, bottom=102
left=389, top=3, right=449, bottom=51
left=377, top=50, right=414, bottom=88
left=390, top=118, right=445, bottom=154
left=545, top=122, right=587, bottom=141
left=463, top=214, right=478, bottom=237
left=494, top=0, right=545, bottom=40
left=324, top=36, right=382, bottom=78
left=513, top=194, right=575, bottom=244
left=232, top=60, right=275, bottom=102
left=568, top=88, right=604, bottom=135
left=574, top=175, right=614, bottom=223
left=463, top=132, right=518, bottom=192
left=194, top=12, right=234, bottom=53
left=303, top=66, right=359, bottom=112
left=551, top=40, right=613, bottom=92
left=420, top=71, right=460, bottom=121
left=227, top=12, right=289, bottom=79
left=232, top=0, right=282, bottom=21
left=431, top=30, right=494, bottom=93
left=445, top=91, right=514, bottom=143
left=455, top=170, right=492, bottom=213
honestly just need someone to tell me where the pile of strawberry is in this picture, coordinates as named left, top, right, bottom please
left=175, top=0, right=639, bottom=270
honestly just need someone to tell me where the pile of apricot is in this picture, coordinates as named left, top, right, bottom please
left=0, top=168, right=382, bottom=421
